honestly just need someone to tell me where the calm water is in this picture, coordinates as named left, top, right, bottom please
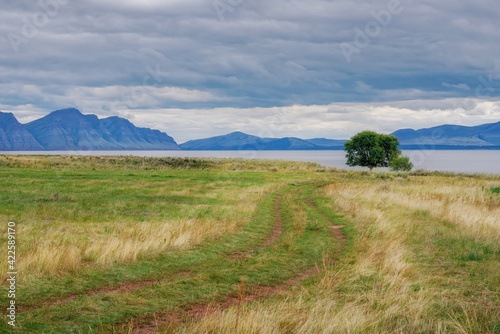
left=2, top=150, right=499, bottom=174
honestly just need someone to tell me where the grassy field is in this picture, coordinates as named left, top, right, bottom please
left=0, top=155, right=498, bottom=333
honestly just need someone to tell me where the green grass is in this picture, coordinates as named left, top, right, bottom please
left=0, top=156, right=334, bottom=332
left=3, top=183, right=342, bottom=333
left=0, top=155, right=498, bottom=333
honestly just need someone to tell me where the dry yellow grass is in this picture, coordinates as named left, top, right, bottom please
left=326, top=176, right=500, bottom=245
left=16, top=218, right=235, bottom=278
left=180, top=224, right=431, bottom=333
left=1, top=180, right=281, bottom=282
left=176, top=173, right=499, bottom=333
left=1, top=157, right=497, bottom=332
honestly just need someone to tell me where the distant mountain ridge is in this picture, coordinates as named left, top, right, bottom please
left=181, top=122, right=500, bottom=151
left=392, top=122, right=500, bottom=148
left=179, top=131, right=347, bottom=150
left=0, top=108, right=180, bottom=151
left=0, top=112, right=44, bottom=150
left=1, top=108, right=499, bottom=151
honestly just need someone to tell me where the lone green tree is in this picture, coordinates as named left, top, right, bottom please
left=344, top=131, right=401, bottom=170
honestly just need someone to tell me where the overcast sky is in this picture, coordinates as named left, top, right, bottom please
left=1, top=0, right=499, bottom=143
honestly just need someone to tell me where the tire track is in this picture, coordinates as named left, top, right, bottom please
left=20, top=191, right=287, bottom=313
left=263, top=193, right=285, bottom=247
left=130, top=186, right=346, bottom=334
left=18, top=271, right=194, bottom=313
left=229, top=193, right=284, bottom=259
left=305, top=197, right=345, bottom=241
left=21, top=185, right=344, bottom=332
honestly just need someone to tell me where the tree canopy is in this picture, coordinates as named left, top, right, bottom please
left=344, top=131, right=401, bottom=170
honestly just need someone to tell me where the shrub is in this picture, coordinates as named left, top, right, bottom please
left=390, top=156, right=413, bottom=171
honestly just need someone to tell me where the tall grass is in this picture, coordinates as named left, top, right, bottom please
left=177, top=173, right=499, bottom=333
left=0, top=157, right=288, bottom=282
left=0, top=154, right=325, bottom=172
left=15, top=218, right=237, bottom=279
left=326, top=176, right=500, bottom=245
left=0, top=157, right=497, bottom=333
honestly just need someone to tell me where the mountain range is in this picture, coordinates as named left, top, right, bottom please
left=1, top=108, right=499, bottom=151
left=392, top=122, right=500, bottom=149
left=179, top=132, right=347, bottom=150
left=0, top=108, right=179, bottom=151
left=181, top=122, right=500, bottom=150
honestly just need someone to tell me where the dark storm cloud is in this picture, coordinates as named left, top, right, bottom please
left=0, top=0, right=499, bottom=140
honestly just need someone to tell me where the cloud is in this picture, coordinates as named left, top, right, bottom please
left=0, top=0, right=499, bottom=141
left=442, top=82, right=471, bottom=91
left=64, top=98, right=498, bottom=143
left=64, top=85, right=219, bottom=104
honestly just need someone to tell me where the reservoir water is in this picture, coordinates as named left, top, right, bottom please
left=2, top=150, right=499, bottom=174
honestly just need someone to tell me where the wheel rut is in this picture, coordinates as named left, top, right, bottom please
left=263, top=193, right=285, bottom=248
left=129, top=185, right=347, bottom=334
left=19, top=271, right=194, bottom=312
left=228, top=193, right=284, bottom=260
left=21, top=184, right=347, bottom=333
left=20, top=191, right=287, bottom=313
left=305, top=197, right=345, bottom=241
